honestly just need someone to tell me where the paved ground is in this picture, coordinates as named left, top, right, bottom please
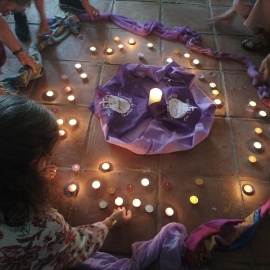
left=1, top=0, right=270, bottom=269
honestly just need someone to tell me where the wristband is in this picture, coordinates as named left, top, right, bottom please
left=13, top=47, right=24, bottom=56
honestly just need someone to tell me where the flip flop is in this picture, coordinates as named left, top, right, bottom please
left=242, top=32, right=270, bottom=50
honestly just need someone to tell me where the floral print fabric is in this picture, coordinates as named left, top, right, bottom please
left=0, top=208, right=108, bottom=269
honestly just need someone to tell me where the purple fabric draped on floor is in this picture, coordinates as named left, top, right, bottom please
left=78, top=13, right=270, bottom=107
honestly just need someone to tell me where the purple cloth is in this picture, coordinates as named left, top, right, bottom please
left=75, top=223, right=193, bottom=270
left=90, top=62, right=216, bottom=154
left=78, top=12, right=269, bottom=106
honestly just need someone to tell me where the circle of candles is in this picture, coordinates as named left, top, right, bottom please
left=259, top=110, right=267, bottom=117
left=174, top=48, right=180, bottom=54
left=138, top=52, right=144, bottom=59
left=163, top=181, right=172, bottom=190
left=193, top=59, right=199, bottom=65
left=248, top=155, right=257, bottom=163
left=101, top=162, right=110, bottom=171
left=118, top=44, right=124, bottom=49
left=99, top=200, right=108, bottom=209
left=212, top=89, right=219, bottom=95
left=106, top=48, right=113, bottom=54
left=195, top=177, right=203, bottom=185
left=75, top=63, right=81, bottom=70
left=46, top=90, right=54, bottom=97
left=254, top=142, right=262, bottom=149
left=80, top=73, right=87, bottom=79
left=64, top=86, right=72, bottom=93
left=147, top=43, right=153, bottom=48
left=114, top=36, right=120, bottom=43
left=115, top=197, right=123, bottom=206
left=90, top=46, right=96, bottom=52
left=214, top=99, right=222, bottom=105
left=141, top=178, right=150, bottom=186
left=67, top=95, right=75, bottom=102
left=132, top=199, right=141, bottom=207
left=165, top=207, right=174, bottom=216
left=72, top=164, right=80, bottom=172
left=198, top=74, right=204, bottom=80
left=249, top=101, right=256, bottom=107
left=57, top=118, right=64, bottom=125
left=68, top=183, right=77, bottom=192
left=59, top=129, right=66, bottom=137
left=149, top=88, right=162, bottom=105
left=92, top=180, right=101, bottom=189
left=61, top=74, right=68, bottom=80
left=190, top=195, right=199, bottom=204
left=69, top=119, right=77, bottom=126
left=107, top=186, right=115, bottom=194
left=166, top=57, right=173, bottom=63
left=242, top=184, right=255, bottom=195
left=209, top=82, right=216, bottom=88
left=128, top=38, right=136, bottom=45
left=126, top=184, right=134, bottom=191
left=184, top=53, right=190, bottom=59
left=145, top=204, right=154, bottom=213
left=254, top=127, right=263, bottom=134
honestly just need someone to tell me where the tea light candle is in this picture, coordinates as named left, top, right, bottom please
left=90, top=46, right=96, bottom=53
left=254, top=127, right=263, bottom=134
left=101, top=162, right=110, bottom=171
left=128, top=38, right=136, bottom=45
left=46, top=90, right=54, bottom=97
left=75, top=63, right=82, bottom=70
left=107, top=186, right=115, bottom=194
left=212, top=89, right=219, bottom=95
left=126, top=184, right=134, bottom=191
left=209, top=82, right=216, bottom=88
left=99, top=200, right=108, bottom=209
left=174, top=48, right=180, bottom=54
left=248, top=155, right=257, bottom=163
left=138, top=52, right=144, bottom=59
left=64, top=86, right=72, bottom=93
left=115, top=197, right=123, bottom=206
left=195, top=177, right=203, bottom=185
left=166, top=57, right=173, bottom=63
left=68, top=184, right=77, bottom=192
left=114, top=36, right=120, bottom=43
left=198, top=74, right=204, bottom=80
left=214, top=99, right=222, bottom=105
left=145, top=204, right=154, bottom=213
left=254, top=142, right=262, bottom=149
left=61, top=74, right=68, bottom=80
left=190, top=195, right=199, bottom=204
left=67, top=95, right=75, bottom=102
left=141, top=178, right=150, bottom=186
left=57, top=118, right=64, bottom=125
left=69, top=119, right=77, bottom=126
left=259, top=110, right=267, bottom=117
left=59, top=129, right=66, bottom=137
left=193, top=59, right=199, bottom=65
left=249, top=101, right=256, bottom=107
left=92, top=180, right=101, bottom=189
left=147, top=43, right=153, bottom=48
left=106, top=48, right=113, bottom=54
left=80, top=73, right=87, bottom=79
left=72, top=164, right=80, bottom=172
left=118, top=44, right=124, bottom=49
left=184, top=53, right=190, bottom=59
left=165, top=207, right=174, bottom=216
left=242, top=184, right=255, bottom=195
left=149, top=88, right=162, bottom=105
left=132, top=199, right=141, bottom=207
left=163, top=181, right=172, bottom=190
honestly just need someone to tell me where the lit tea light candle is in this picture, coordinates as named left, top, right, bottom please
left=59, top=129, right=66, bottom=137
left=80, top=73, right=87, bottom=79
left=115, top=197, right=123, bottom=206
left=138, top=52, right=144, bottom=59
left=64, top=86, right=72, bottom=93
left=248, top=155, right=257, bottom=163
left=101, top=162, right=110, bottom=171
left=99, top=200, right=108, bottom=209
left=242, top=184, right=255, bottom=195
left=259, top=110, right=267, bottom=117
left=67, top=95, right=75, bottom=102
left=193, top=59, right=199, bottom=65
left=166, top=57, right=173, bottom=63
left=68, top=183, right=77, bottom=192
left=69, top=119, right=77, bottom=126
left=174, top=48, right=180, bottom=54
left=57, top=118, right=64, bottom=125
left=46, top=90, right=54, bottom=97
left=107, top=186, right=115, bottom=194
left=90, top=46, right=96, bottom=53
left=75, top=63, right=82, bottom=70
left=128, top=38, right=136, bottom=45
left=198, top=74, right=204, bottom=80
left=147, top=43, right=153, bottom=48
left=249, top=101, right=256, bottom=107
left=106, top=48, right=113, bottom=54
left=72, top=164, right=80, bottom=172
left=114, top=36, right=120, bottom=43
left=92, top=180, right=101, bottom=189
left=149, top=88, right=162, bottom=105
left=190, top=195, right=199, bottom=204
left=195, top=177, right=203, bottom=185
left=184, top=53, right=190, bottom=59
left=145, top=204, right=154, bottom=213
left=214, top=99, right=222, bottom=105
left=132, top=199, right=141, bottom=207
left=254, top=142, right=262, bottom=149
left=141, top=178, right=150, bottom=186
left=254, top=127, right=263, bottom=134
left=212, top=89, right=219, bottom=95
left=165, top=207, right=174, bottom=216
left=209, top=82, right=216, bottom=88
left=118, top=44, right=124, bottom=49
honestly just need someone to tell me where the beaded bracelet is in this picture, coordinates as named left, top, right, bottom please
left=12, top=47, right=24, bottom=56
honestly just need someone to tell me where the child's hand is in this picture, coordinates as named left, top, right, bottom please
left=109, top=207, right=132, bottom=224
left=41, top=165, right=58, bottom=180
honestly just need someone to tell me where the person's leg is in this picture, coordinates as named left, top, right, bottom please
left=232, top=0, right=257, bottom=20
left=58, top=0, right=86, bottom=13
left=13, top=8, right=30, bottom=41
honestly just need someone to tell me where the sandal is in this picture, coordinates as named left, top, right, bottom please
left=242, top=31, right=270, bottom=50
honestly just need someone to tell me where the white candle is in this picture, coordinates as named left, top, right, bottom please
left=149, top=88, right=162, bottom=105
left=59, top=129, right=66, bottom=137
left=57, top=118, right=64, bottom=125
left=249, top=101, right=256, bottom=107
left=67, top=95, right=75, bottom=102
left=115, top=197, right=123, bottom=206
left=165, top=207, right=174, bottom=216
left=118, top=44, right=124, bottom=49
left=209, top=82, right=216, bottom=88
left=254, top=127, right=263, bottom=134
left=138, top=52, right=144, bottom=59
left=166, top=57, right=173, bottom=63
left=184, top=53, right=190, bottom=59
left=72, top=164, right=80, bottom=172
left=141, top=178, right=150, bottom=186
left=106, top=48, right=113, bottom=54
left=99, top=200, right=108, bottom=209
left=75, top=63, right=81, bottom=70
left=92, top=180, right=101, bottom=189
left=190, top=195, right=199, bottom=204
left=69, top=119, right=77, bottom=126
left=212, top=89, right=219, bottom=95
left=46, top=90, right=54, bottom=97
left=145, top=204, right=154, bottom=213
left=259, top=110, right=267, bottom=117
left=132, top=199, right=141, bottom=207
left=254, top=142, right=262, bottom=149
left=128, top=38, right=136, bottom=45
left=101, top=162, right=110, bottom=171
left=61, top=74, right=68, bottom=80
left=68, top=184, right=77, bottom=192
left=214, top=99, right=222, bottom=105
left=193, top=59, right=199, bottom=65
left=197, top=74, right=204, bottom=80
left=90, top=46, right=96, bottom=52
left=248, top=155, right=257, bottom=163
left=80, top=73, right=87, bottom=79
left=147, top=43, right=153, bottom=48
left=242, top=184, right=254, bottom=195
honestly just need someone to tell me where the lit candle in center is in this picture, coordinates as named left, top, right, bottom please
left=68, top=184, right=77, bottom=192
left=115, top=197, right=123, bottom=206
left=165, top=207, right=174, bottom=216
left=128, top=38, right=136, bottom=45
left=141, top=178, right=150, bottom=186
left=190, top=195, right=199, bottom=204
left=149, top=88, right=162, bottom=105
left=92, top=180, right=101, bottom=189
left=101, top=162, right=110, bottom=171
left=69, top=119, right=77, bottom=126
left=132, top=199, right=141, bottom=207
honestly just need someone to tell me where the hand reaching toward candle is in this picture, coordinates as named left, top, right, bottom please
left=82, top=0, right=100, bottom=21
left=104, top=207, right=132, bottom=230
